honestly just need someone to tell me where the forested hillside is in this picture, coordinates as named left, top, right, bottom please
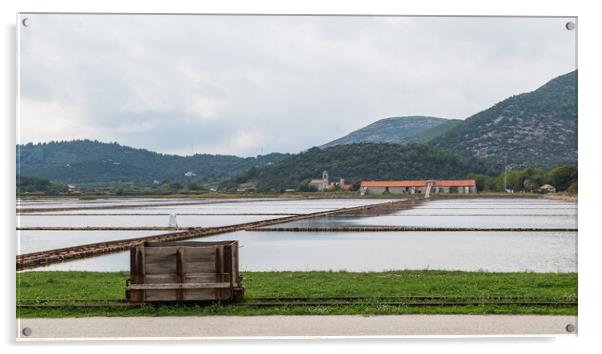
left=221, top=143, right=492, bottom=192
left=17, top=140, right=288, bottom=186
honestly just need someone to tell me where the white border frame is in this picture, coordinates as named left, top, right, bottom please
left=4, top=0, right=601, bottom=352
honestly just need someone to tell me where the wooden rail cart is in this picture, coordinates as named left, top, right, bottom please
left=125, top=241, right=244, bottom=303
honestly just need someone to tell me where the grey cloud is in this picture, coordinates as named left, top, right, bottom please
left=19, top=15, right=576, bottom=156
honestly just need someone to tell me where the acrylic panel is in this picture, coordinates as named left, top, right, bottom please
left=16, top=14, right=577, bottom=340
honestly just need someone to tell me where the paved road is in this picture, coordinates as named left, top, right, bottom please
left=17, top=315, right=577, bottom=340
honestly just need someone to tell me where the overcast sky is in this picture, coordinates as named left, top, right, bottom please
left=18, top=15, right=576, bottom=157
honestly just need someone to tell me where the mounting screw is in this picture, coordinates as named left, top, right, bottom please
left=22, top=17, right=29, bottom=27
left=565, top=21, right=575, bottom=31
left=22, top=327, right=32, bottom=336
left=566, top=323, right=576, bottom=333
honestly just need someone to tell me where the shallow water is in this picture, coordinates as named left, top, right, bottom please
left=20, top=197, right=578, bottom=273
left=281, top=198, right=577, bottom=229
left=18, top=230, right=172, bottom=254
left=40, top=230, right=576, bottom=273
left=18, top=214, right=289, bottom=229
left=282, top=214, right=576, bottom=228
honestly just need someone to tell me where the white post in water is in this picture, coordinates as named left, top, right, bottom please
left=168, top=213, right=178, bottom=228
left=425, top=181, right=434, bottom=199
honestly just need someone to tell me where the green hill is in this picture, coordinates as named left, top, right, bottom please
left=221, top=143, right=491, bottom=192
left=431, top=70, right=577, bottom=170
left=321, top=116, right=455, bottom=148
left=16, top=140, right=288, bottom=187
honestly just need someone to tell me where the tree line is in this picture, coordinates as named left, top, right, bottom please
left=468, top=165, right=577, bottom=193
left=17, top=175, right=68, bottom=195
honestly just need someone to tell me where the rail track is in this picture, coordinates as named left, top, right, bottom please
left=16, top=295, right=577, bottom=309
left=247, top=226, right=578, bottom=232
left=16, top=199, right=419, bottom=271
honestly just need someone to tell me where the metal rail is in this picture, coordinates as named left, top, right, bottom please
left=17, top=295, right=577, bottom=309
left=16, top=199, right=419, bottom=271
left=242, top=301, right=576, bottom=307
left=17, top=302, right=576, bottom=309
left=16, top=295, right=578, bottom=302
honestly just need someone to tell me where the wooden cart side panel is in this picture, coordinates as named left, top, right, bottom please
left=127, top=248, right=140, bottom=302
left=185, top=261, right=216, bottom=273
left=145, top=290, right=178, bottom=302
left=215, top=245, right=225, bottom=300
left=183, top=289, right=220, bottom=301
left=129, top=246, right=146, bottom=302
left=127, top=242, right=242, bottom=303
left=185, top=273, right=229, bottom=283
left=145, top=262, right=177, bottom=275
left=223, top=244, right=233, bottom=287
left=130, top=247, right=137, bottom=278
left=231, top=241, right=239, bottom=287
left=145, top=247, right=178, bottom=258
left=185, top=247, right=216, bottom=262
left=176, top=248, right=186, bottom=301
left=231, top=241, right=244, bottom=301
left=144, top=274, right=179, bottom=284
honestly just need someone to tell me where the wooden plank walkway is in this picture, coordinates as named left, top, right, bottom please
left=17, top=226, right=183, bottom=231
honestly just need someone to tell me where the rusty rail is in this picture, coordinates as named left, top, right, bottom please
left=16, top=199, right=419, bottom=271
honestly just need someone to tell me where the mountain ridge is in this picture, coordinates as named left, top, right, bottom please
left=431, top=70, right=577, bottom=170
left=321, top=116, right=457, bottom=148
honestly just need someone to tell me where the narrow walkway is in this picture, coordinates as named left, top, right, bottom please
left=17, top=226, right=183, bottom=231
left=17, top=315, right=577, bottom=339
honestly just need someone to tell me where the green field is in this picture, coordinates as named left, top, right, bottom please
left=17, top=271, right=577, bottom=318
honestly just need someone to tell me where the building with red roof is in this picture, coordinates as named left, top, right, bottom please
left=359, top=179, right=476, bottom=195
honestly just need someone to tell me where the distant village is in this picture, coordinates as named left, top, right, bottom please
left=304, top=170, right=477, bottom=196
left=300, top=170, right=561, bottom=196
left=306, top=171, right=352, bottom=192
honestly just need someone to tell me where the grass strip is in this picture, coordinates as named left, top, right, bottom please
left=17, top=270, right=577, bottom=318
